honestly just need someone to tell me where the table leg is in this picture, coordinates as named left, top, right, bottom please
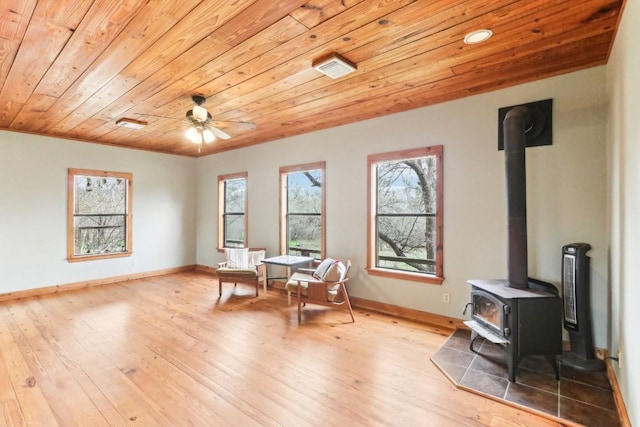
left=297, top=281, right=302, bottom=322
left=287, top=266, right=292, bottom=305
left=263, top=270, right=267, bottom=297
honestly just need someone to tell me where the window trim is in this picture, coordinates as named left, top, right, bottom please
left=366, top=146, right=444, bottom=284
left=67, top=168, right=133, bottom=263
left=218, top=172, right=248, bottom=251
left=279, top=162, right=326, bottom=259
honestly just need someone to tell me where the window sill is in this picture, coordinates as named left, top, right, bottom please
left=365, top=267, right=444, bottom=285
left=67, top=251, right=132, bottom=263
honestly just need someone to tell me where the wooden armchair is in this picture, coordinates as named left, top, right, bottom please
left=285, top=259, right=354, bottom=323
left=216, top=248, right=266, bottom=297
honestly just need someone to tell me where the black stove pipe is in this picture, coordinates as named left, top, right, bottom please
left=503, top=106, right=533, bottom=289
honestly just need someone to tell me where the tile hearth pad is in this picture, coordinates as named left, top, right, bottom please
left=431, top=329, right=620, bottom=427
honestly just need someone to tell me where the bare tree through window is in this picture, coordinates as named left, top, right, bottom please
left=368, top=147, right=443, bottom=281
left=218, top=172, right=248, bottom=249
left=223, top=178, right=246, bottom=247
left=280, top=162, right=325, bottom=260
left=67, top=169, right=132, bottom=262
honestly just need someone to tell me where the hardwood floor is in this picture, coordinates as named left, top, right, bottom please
left=0, top=271, right=567, bottom=426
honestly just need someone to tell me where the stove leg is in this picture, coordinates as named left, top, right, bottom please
left=469, top=330, right=481, bottom=353
left=508, top=353, right=521, bottom=382
left=545, top=354, right=560, bottom=380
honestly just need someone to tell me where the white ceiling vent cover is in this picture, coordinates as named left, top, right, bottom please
left=115, top=118, right=148, bottom=129
left=313, top=54, right=357, bottom=79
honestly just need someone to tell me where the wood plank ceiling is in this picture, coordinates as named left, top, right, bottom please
left=0, top=0, right=624, bottom=157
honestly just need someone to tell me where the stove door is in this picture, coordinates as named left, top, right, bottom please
left=472, top=290, right=508, bottom=336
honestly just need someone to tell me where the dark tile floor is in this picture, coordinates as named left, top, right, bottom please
left=432, top=329, right=621, bottom=427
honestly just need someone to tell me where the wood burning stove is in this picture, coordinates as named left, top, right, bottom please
left=465, top=279, right=562, bottom=382
left=464, top=100, right=562, bottom=383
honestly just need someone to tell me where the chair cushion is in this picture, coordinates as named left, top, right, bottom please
left=217, top=267, right=258, bottom=279
left=285, top=274, right=339, bottom=302
left=285, top=273, right=314, bottom=293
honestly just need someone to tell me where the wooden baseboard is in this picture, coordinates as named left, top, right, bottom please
left=194, top=264, right=217, bottom=274
left=0, top=265, right=196, bottom=302
left=349, top=296, right=466, bottom=333
left=605, top=354, right=632, bottom=427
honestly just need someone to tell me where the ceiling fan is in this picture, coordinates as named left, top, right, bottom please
left=184, top=95, right=255, bottom=152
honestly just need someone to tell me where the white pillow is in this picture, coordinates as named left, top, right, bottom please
left=247, top=250, right=265, bottom=268
left=322, top=261, right=343, bottom=282
left=336, top=261, right=347, bottom=281
left=225, top=248, right=249, bottom=268
left=313, top=258, right=335, bottom=280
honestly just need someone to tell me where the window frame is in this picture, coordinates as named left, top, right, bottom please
left=67, top=168, right=133, bottom=263
left=218, top=172, right=248, bottom=250
left=366, top=146, right=444, bottom=284
left=279, top=162, right=326, bottom=260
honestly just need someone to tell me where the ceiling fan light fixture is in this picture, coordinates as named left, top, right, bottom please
left=464, top=29, right=493, bottom=44
left=183, top=94, right=245, bottom=149
left=185, top=126, right=199, bottom=143
left=313, top=53, right=356, bottom=79
left=202, top=129, right=215, bottom=143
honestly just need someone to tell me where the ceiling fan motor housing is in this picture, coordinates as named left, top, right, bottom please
left=191, top=95, right=206, bottom=106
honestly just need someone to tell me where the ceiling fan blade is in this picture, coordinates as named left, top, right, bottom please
left=211, top=120, right=256, bottom=130
left=210, top=126, right=231, bottom=140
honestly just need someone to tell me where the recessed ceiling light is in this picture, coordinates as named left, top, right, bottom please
left=464, top=29, right=493, bottom=45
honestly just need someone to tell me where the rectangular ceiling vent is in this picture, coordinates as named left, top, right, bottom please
left=115, top=118, right=148, bottom=129
left=313, top=54, right=357, bottom=79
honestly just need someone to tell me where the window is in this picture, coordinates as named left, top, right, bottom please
left=280, top=162, right=325, bottom=260
left=218, top=172, right=248, bottom=249
left=367, top=146, right=443, bottom=284
left=67, top=169, right=132, bottom=262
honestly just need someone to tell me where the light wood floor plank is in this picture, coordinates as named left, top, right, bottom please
left=0, top=271, right=566, bottom=426
left=3, top=301, right=112, bottom=427
left=0, top=305, right=59, bottom=426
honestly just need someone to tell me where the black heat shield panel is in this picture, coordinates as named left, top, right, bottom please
left=498, top=99, right=553, bottom=151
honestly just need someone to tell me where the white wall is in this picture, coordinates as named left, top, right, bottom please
left=197, top=66, right=608, bottom=345
left=0, top=131, right=197, bottom=293
left=607, top=0, right=640, bottom=422
left=0, top=41, right=626, bottom=417
left=0, top=55, right=621, bottom=416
